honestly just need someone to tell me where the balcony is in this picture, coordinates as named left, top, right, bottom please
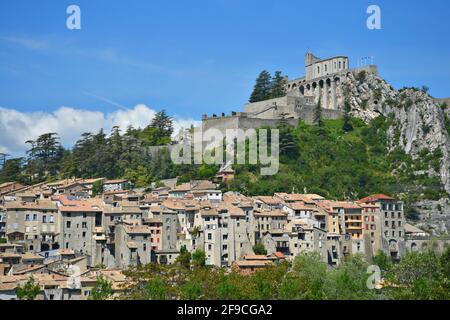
left=346, top=225, right=361, bottom=230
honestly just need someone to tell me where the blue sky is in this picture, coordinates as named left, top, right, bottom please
left=0, top=0, right=450, bottom=154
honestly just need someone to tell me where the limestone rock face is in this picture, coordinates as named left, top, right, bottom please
left=335, top=71, right=450, bottom=233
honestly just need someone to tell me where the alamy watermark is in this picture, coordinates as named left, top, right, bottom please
left=366, top=265, right=382, bottom=290
left=66, top=4, right=81, bottom=30
left=171, top=128, right=280, bottom=176
left=367, top=5, right=381, bottom=30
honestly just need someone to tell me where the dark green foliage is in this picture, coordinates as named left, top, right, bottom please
left=0, top=113, right=177, bottom=186
left=91, top=275, right=114, bottom=300
left=191, top=249, right=206, bottom=268
left=253, top=242, right=267, bottom=255
left=372, top=250, right=393, bottom=276
left=25, top=132, right=64, bottom=180
left=356, top=70, right=366, bottom=83
left=342, top=99, right=353, bottom=132
left=92, top=180, right=103, bottom=197
left=444, top=112, right=450, bottom=137
left=16, top=277, right=41, bottom=300
left=249, top=70, right=272, bottom=103
left=249, top=70, right=288, bottom=103
left=226, top=116, right=445, bottom=206
left=147, top=110, right=174, bottom=144
left=385, top=250, right=449, bottom=300
left=176, top=245, right=191, bottom=269
left=270, top=71, right=287, bottom=99
left=0, top=158, right=28, bottom=184
left=314, top=98, right=322, bottom=126
left=146, top=278, right=168, bottom=300
left=121, top=248, right=449, bottom=300
left=277, top=116, right=299, bottom=159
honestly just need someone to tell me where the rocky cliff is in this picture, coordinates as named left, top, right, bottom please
left=337, top=70, right=450, bottom=234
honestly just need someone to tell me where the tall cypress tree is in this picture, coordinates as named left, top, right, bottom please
left=342, top=99, right=353, bottom=132
left=249, top=70, right=272, bottom=103
left=270, top=71, right=287, bottom=98
left=314, top=98, right=323, bottom=126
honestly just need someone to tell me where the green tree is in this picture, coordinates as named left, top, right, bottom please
left=176, top=245, right=191, bottom=269
left=146, top=278, right=168, bottom=300
left=253, top=242, right=267, bottom=255
left=25, top=132, right=64, bottom=179
left=324, top=254, right=375, bottom=300
left=277, top=115, right=298, bottom=158
left=91, top=276, right=114, bottom=300
left=314, top=98, right=322, bottom=126
left=386, top=250, right=448, bottom=300
left=372, top=250, right=392, bottom=275
left=279, top=252, right=327, bottom=299
left=342, top=99, right=353, bottom=132
left=16, top=277, right=41, bottom=300
left=148, top=110, right=174, bottom=144
left=92, top=180, right=103, bottom=197
left=0, top=158, right=27, bottom=184
left=249, top=70, right=272, bottom=103
left=270, top=71, right=286, bottom=98
left=191, top=249, right=206, bottom=268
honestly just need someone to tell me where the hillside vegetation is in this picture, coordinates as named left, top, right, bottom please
left=224, top=116, right=446, bottom=219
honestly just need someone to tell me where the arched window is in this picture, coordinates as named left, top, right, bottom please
left=339, top=61, right=342, bottom=69
left=300, top=86, right=305, bottom=95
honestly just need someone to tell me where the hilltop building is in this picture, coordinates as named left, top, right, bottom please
left=202, top=52, right=378, bottom=136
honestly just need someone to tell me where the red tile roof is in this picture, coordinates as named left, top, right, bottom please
left=357, top=194, right=395, bottom=203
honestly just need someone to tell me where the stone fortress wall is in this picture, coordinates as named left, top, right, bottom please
left=202, top=52, right=379, bottom=136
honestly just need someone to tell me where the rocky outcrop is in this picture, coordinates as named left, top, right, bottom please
left=338, top=71, right=450, bottom=195
left=335, top=71, right=450, bottom=233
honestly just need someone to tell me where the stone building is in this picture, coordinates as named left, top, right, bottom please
left=114, top=223, right=152, bottom=268
left=358, top=194, right=406, bottom=259
left=4, top=200, right=59, bottom=252
left=287, top=219, right=327, bottom=262
left=58, top=197, right=104, bottom=266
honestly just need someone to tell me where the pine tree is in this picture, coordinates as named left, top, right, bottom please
left=270, top=71, right=287, bottom=98
left=249, top=70, right=272, bottom=103
left=342, top=99, right=353, bottom=132
left=25, top=133, right=63, bottom=179
left=277, top=113, right=298, bottom=157
left=150, top=110, right=174, bottom=143
left=314, top=98, right=323, bottom=126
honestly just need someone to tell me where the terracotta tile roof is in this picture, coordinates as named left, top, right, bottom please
left=254, top=196, right=282, bottom=205
left=243, top=254, right=269, bottom=261
left=4, top=200, right=57, bottom=211
left=357, top=194, right=395, bottom=203
left=234, top=260, right=272, bottom=267
left=200, top=206, right=219, bottom=217
left=285, top=202, right=315, bottom=211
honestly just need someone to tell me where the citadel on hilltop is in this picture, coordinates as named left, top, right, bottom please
left=202, top=52, right=379, bottom=134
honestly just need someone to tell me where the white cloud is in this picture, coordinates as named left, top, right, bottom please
left=0, top=36, right=48, bottom=51
left=0, top=105, right=199, bottom=156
